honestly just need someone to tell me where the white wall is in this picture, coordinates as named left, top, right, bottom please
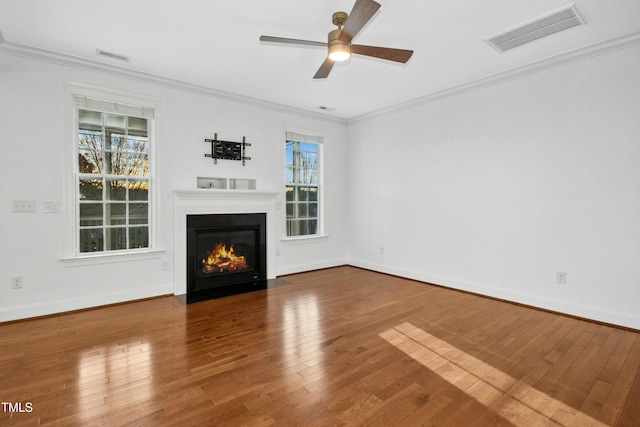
left=0, top=52, right=348, bottom=321
left=346, top=43, right=640, bottom=329
left=2, top=41, right=639, bottom=329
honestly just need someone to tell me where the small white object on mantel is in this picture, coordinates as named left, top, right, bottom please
left=196, top=177, right=257, bottom=190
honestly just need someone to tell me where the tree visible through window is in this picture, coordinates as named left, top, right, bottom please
left=285, top=137, right=320, bottom=237
left=76, top=103, right=151, bottom=253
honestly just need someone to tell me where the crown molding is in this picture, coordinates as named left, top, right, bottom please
left=0, top=38, right=347, bottom=125
left=349, top=31, right=640, bottom=123
left=2, top=31, right=639, bottom=124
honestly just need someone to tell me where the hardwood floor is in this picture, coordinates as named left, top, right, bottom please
left=1, top=266, right=639, bottom=426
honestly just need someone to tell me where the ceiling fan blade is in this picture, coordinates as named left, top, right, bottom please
left=351, top=44, right=413, bottom=63
left=339, top=0, right=381, bottom=42
left=313, top=58, right=335, bottom=79
left=260, top=35, right=326, bottom=48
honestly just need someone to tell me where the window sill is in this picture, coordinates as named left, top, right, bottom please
left=61, top=249, right=166, bottom=267
left=280, top=234, right=329, bottom=244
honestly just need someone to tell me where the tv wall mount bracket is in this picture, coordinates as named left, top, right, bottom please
left=204, top=133, right=251, bottom=166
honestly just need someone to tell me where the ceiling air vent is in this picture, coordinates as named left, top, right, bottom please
left=96, top=48, right=130, bottom=62
left=485, top=4, right=585, bottom=53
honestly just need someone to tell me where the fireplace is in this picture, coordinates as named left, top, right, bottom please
left=186, top=213, right=266, bottom=302
left=172, top=189, right=278, bottom=302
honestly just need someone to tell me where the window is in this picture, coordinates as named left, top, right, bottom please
left=285, top=131, right=322, bottom=237
left=74, top=95, right=153, bottom=254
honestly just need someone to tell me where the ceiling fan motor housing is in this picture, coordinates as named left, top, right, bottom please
left=328, top=12, right=351, bottom=62
left=328, top=29, right=351, bottom=61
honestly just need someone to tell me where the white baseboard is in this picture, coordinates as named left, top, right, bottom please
left=276, top=258, right=347, bottom=277
left=347, top=258, right=640, bottom=331
left=0, top=283, right=174, bottom=323
left=5, top=262, right=638, bottom=331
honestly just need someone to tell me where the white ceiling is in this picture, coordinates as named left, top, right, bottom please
left=1, top=0, right=639, bottom=120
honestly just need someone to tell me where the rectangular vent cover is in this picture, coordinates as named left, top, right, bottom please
left=96, top=49, right=130, bottom=62
left=486, top=4, right=585, bottom=53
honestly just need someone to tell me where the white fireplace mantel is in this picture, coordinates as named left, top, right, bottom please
left=172, top=189, right=279, bottom=296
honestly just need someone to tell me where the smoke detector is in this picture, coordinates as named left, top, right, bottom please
left=485, top=4, right=586, bottom=53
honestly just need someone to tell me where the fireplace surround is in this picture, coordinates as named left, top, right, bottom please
left=173, top=189, right=278, bottom=303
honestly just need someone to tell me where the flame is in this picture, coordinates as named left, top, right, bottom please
left=202, top=243, right=248, bottom=273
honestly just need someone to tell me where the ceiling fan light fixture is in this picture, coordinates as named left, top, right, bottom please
left=328, top=28, right=351, bottom=62
left=328, top=43, right=351, bottom=61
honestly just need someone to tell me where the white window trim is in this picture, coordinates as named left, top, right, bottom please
left=62, top=83, right=162, bottom=264
left=283, top=128, right=325, bottom=240
left=280, top=234, right=330, bottom=244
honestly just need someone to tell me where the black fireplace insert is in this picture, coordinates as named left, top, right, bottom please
left=185, top=213, right=266, bottom=303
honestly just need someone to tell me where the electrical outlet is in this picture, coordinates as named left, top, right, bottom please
left=161, top=260, right=170, bottom=270
left=11, top=276, right=23, bottom=289
left=556, top=272, right=567, bottom=284
left=43, top=201, right=59, bottom=213
left=380, top=246, right=385, bottom=255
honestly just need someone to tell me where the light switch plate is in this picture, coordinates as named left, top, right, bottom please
left=12, top=200, right=36, bottom=213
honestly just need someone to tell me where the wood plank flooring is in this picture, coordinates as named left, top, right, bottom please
left=1, top=266, right=639, bottom=426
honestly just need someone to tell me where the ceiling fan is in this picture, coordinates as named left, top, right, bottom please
left=259, top=0, right=413, bottom=79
